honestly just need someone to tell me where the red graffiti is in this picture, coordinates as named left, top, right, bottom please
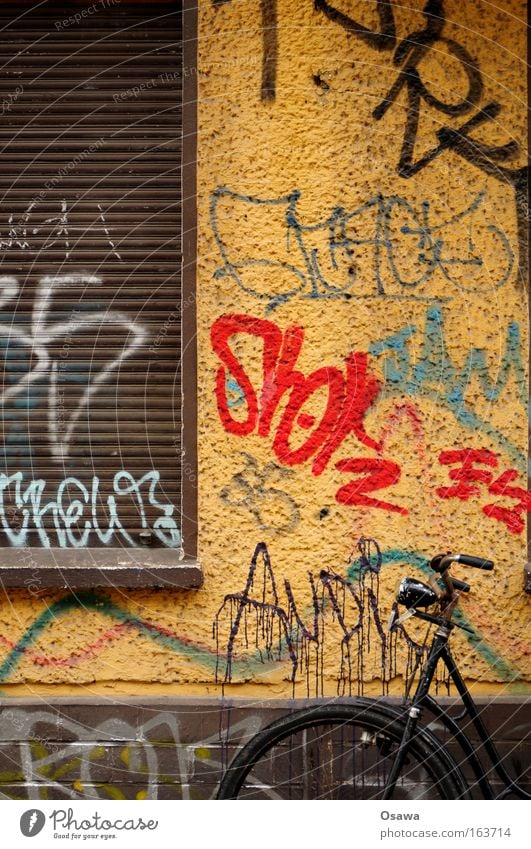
left=211, top=314, right=406, bottom=514
left=437, top=448, right=531, bottom=534
left=436, top=449, right=498, bottom=500
left=483, top=470, right=531, bottom=535
left=335, top=458, right=407, bottom=514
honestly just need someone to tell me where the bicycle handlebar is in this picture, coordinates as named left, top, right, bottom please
left=430, top=552, right=494, bottom=573
left=455, top=554, right=494, bottom=570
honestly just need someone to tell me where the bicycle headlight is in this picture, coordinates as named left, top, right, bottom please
left=396, top=577, right=438, bottom=609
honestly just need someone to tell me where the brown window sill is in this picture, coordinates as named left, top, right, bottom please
left=0, top=549, right=202, bottom=589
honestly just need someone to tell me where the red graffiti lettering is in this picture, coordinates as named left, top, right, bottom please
left=273, top=365, right=345, bottom=468
left=259, top=323, right=305, bottom=437
left=335, top=458, right=407, bottom=514
left=436, top=448, right=531, bottom=534
left=311, top=352, right=381, bottom=473
left=211, top=314, right=286, bottom=436
left=483, top=470, right=531, bottom=535
left=211, top=313, right=404, bottom=514
left=436, top=448, right=498, bottom=499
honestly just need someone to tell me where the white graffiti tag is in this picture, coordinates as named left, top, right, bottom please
left=0, top=470, right=180, bottom=548
left=0, top=273, right=146, bottom=461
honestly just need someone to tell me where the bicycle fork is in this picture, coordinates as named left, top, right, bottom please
left=382, top=627, right=450, bottom=800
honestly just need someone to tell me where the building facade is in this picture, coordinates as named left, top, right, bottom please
left=0, top=0, right=528, bottom=799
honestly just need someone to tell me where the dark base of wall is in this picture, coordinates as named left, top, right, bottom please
left=0, top=697, right=528, bottom=800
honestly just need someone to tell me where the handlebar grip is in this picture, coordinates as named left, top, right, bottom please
left=430, top=552, right=494, bottom=572
left=455, top=554, right=494, bottom=570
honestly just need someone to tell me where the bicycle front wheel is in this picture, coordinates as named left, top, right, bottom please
left=217, top=703, right=463, bottom=800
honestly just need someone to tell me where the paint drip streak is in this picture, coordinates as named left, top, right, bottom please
left=0, top=547, right=523, bottom=684
left=215, top=538, right=426, bottom=696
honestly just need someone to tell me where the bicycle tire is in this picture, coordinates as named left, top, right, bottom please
left=217, top=702, right=466, bottom=800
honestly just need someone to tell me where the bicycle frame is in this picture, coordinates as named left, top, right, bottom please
left=383, top=622, right=530, bottom=800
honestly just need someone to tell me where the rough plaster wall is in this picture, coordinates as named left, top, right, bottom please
left=0, top=0, right=528, bottom=696
left=197, top=0, right=530, bottom=694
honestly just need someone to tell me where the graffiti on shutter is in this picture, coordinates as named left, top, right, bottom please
left=0, top=2, right=182, bottom=550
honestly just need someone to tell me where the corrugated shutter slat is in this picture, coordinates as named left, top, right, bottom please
left=0, top=2, right=182, bottom=550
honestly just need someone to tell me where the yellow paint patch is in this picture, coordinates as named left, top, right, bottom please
left=0, top=0, right=527, bottom=697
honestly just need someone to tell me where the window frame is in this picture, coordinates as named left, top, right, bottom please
left=0, top=0, right=200, bottom=589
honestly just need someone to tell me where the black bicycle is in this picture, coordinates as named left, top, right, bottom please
left=217, top=552, right=530, bottom=799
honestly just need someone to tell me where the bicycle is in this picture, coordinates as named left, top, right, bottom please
left=217, top=551, right=530, bottom=799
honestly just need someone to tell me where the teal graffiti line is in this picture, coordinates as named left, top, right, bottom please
left=369, top=307, right=527, bottom=473
left=0, top=593, right=222, bottom=683
left=225, top=376, right=246, bottom=409
left=348, top=548, right=521, bottom=682
left=0, top=554, right=522, bottom=684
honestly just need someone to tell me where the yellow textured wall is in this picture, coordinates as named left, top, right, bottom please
left=0, top=0, right=528, bottom=698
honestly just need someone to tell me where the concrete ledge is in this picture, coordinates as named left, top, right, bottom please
left=0, top=697, right=527, bottom=800
left=0, top=550, right=203, bottom=589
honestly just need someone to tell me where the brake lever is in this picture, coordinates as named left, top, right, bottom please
left=391, top=608, right=442, bottom=631
left=394, top=607, right=475, bottom=634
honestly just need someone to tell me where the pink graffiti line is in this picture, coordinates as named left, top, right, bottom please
left=376, top=401, right=449, bottom=542
left=0, top=624, right=133, bottom=668
left=0, top=621, right=214, bottom=669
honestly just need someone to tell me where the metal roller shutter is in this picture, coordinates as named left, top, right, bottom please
left=0, top=2, right=187, bottom=569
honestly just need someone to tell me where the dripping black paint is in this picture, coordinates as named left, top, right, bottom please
left=213, top=538, right=427, bottom=696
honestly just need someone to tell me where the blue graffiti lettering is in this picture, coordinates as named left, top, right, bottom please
left=210, top=187, right=514, bottom=312
left=369, top=307, right=527, bottom=471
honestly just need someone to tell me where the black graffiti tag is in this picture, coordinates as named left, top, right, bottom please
left=314, top=0, right=396, bottom=51
left=213, top=0, right=278, bottom=101
left=220, top=453, right=301, bottom=533
left=316, top=0, right=528, bottom=283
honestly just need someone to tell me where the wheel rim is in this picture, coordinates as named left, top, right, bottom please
left=225, top=717, right=449, bottom=800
